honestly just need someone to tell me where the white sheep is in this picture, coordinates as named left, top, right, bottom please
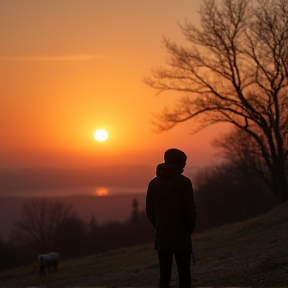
left=37, top=252, right=60, bottom=276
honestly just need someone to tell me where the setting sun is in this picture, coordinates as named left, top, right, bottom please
left=94, top=129, right=108, bottom=142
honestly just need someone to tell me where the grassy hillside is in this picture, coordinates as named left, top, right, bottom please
left=1, top=201, right=288, bottom=287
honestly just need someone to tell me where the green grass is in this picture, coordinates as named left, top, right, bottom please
left=1, top=202, right=288, bottom=287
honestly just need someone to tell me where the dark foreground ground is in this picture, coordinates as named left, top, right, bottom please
left=1, top=201, right=288, bottom=287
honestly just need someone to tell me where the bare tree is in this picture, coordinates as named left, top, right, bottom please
left=10, top=198, right=78, bottom=252
left=145, top=0, right=288, bottom=202
left=193, top=162, right=278, bottom=231
left=212, top=127, right=271, bottom=189
left=54, top=215, right=86, bottom=258
left=130, top=198, right=140, bottom=221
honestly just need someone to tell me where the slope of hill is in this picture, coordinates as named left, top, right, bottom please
left=1, top=201, right=288, bottom=287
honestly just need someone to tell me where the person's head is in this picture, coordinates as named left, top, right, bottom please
left=164, top=148, right=187, bottom=169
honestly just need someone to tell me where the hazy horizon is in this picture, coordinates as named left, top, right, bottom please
left=0, top=164, right=200, bottom=197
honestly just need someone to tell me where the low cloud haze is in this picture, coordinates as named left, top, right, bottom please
left=0, top=164, right=198, bottom=195
left=0, top=165, right=152, bottom=194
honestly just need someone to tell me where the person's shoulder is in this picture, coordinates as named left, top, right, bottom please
left=148, top=176, right=158, bottom=185
left=179, top=174, right=193, bottom=186
left=180, top=173, right=192, bottom=181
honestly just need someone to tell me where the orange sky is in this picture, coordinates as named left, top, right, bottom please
left=0, top=0, right=230, bottom=169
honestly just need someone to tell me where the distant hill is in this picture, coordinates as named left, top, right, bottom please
left=1, top=201, right=288, bottom=287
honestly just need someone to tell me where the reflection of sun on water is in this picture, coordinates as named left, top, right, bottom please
left=95, top=187, right=108, bottom=196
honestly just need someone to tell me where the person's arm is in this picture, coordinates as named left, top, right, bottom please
left=146, top=184, right=156, bottom=228
left=183, top=180, right=197, bottom=233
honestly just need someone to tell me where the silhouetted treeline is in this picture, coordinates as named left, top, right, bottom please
left=0, top=198, right=154, bottom=272
left=193, top=163, right=280, bottom=232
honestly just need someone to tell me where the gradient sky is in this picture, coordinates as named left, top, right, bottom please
left=0, top=0, right=230, bottom=169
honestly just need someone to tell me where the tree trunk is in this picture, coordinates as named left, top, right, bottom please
left=271, top=157, right=288, bottom=203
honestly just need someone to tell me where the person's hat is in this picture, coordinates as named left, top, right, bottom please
left=164, top=148, right=187, bottom=167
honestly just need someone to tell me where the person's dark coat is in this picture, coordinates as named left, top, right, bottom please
left=146, top=163, right=197, bottom=253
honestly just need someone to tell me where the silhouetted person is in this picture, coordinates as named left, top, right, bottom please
left=146, top=148, right=197, bottom=288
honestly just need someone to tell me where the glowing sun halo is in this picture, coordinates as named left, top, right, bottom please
left=94, top=129, right=108, bottom=142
